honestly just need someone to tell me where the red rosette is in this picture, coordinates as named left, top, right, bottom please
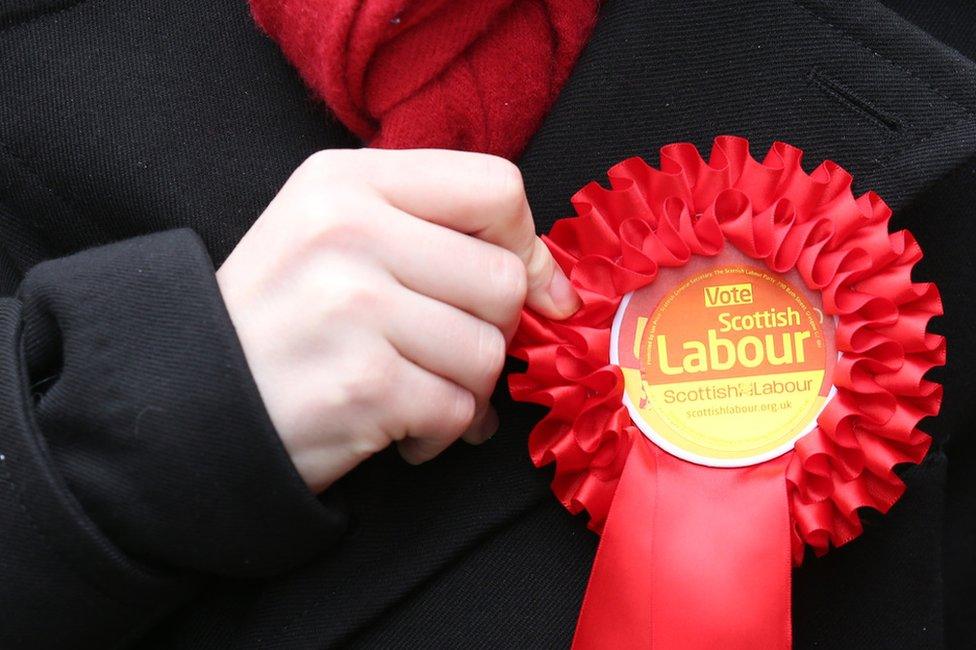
left=509, top=135, right=944, bottom=566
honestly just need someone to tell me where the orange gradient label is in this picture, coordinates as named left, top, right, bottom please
left=611, top=250, right=836, bottom=466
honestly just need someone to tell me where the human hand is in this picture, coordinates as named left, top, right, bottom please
left=216, top=149, right=579, bottom=492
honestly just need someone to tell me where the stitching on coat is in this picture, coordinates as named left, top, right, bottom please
left=880, top=115, right=976, bottom=165
left=788, top=1, right=965, bottom=462
left=792, top=0, right=976, bottom=119
left=792, top=0, right=976, bottom=178
left=807, top=68, right=905, bottom=134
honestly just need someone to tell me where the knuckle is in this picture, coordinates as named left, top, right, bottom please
left=475, top=325, right=507, bottom=386
left=351, top=424, right=392, bottom=458
left=285, top=191, right=376, bottom=254
left=307, top=211, right=369, bottom=249
left=286, top=199, right=376, bottom=258
left=488, top=249, right=528, bottom=311
left=524, top=239, right=554, bottom=293
left=338, top=370, right=376, bottom=407
left=444, top=387, right=477, bottom=435
left=481, top=155, right=526, bottom=211
left=303, top=149, right=360, bottom=180
left=369, top=349, right=402, bottom=401
left=288, top=150, right=374, bottom=208
left=338, top=347, right=393, bottom=406
left=325, top=278, right=381, bottom=318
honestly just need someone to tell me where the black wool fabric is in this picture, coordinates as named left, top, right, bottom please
left=884, top=155, right=976, bottom=647
left=1, top=231, right=347, bottom=648
left=0, top=0, right=973, bottom=649
left=883, top=0, right=976, bottom=63
left=19, top=230, right=346, bottom=578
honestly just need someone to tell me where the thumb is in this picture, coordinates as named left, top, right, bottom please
left=521, top=235, right=581, bottom=319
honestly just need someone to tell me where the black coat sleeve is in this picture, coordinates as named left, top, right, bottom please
left=0, top=229, right=347, bottom=649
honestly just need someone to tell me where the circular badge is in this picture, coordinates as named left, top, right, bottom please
left=611, top=249, right=836, bottom=467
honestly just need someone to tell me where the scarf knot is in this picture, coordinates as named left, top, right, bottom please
left=251, top=0, right=599, bottom=159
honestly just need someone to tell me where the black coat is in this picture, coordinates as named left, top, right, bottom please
left=1, top=0, right=973, bottom=648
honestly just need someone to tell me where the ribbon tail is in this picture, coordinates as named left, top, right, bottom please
left=572, top=436, right=658, bottom=649
left=572, top=436, right=793, bottom=649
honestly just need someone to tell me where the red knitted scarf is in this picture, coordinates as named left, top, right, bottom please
left=250, top=0, right=599, bottom=159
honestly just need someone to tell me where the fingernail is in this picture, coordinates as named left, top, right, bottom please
left=547, top=268, right=581, bottom=318
left=482, top=406, right=500, bottom=440
left=461, top=405, right=499, bottom=445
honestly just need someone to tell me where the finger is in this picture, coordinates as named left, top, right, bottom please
left=461, top=404, right=499, bottom=445
left=364, top=205, right=526, bottom=337
left=322, top=148, right=581, bottom=319
left=384, top=286, right=505, bottom=445
left=384, top=285, right=506, bottom=404
left=385, top=358, right=479, bottom=465
left=398, top=406, right=497, bottom=461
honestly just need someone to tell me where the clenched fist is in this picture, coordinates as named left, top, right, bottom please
left=216, top=149, right=579, bottom=493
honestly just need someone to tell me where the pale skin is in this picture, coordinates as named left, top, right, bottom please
left=217, top=149, right=580, bottom=493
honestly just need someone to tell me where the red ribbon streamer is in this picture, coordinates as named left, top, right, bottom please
left=573, top=437, right=792, bottom=649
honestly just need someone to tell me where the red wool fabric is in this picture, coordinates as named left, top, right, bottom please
left=249, top=0, right=599, bottom=159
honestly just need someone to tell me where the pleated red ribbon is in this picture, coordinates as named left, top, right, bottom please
left=509, top=137, right=944, bottom=647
